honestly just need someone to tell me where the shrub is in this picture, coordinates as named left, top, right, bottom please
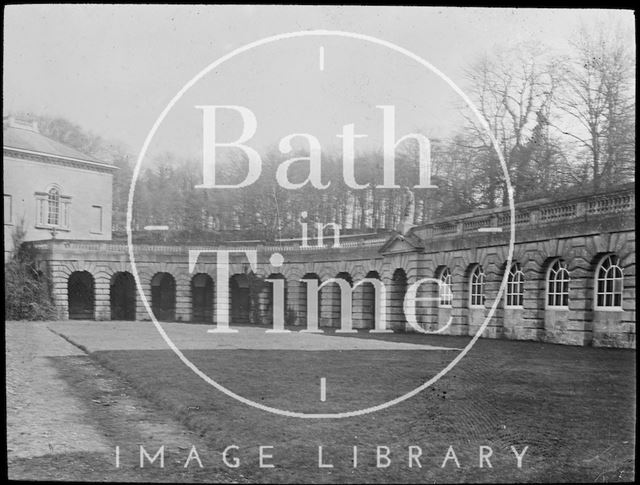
left=4, top=221, right=57, bottom=320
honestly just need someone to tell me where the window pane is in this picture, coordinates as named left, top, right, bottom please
left=614, top=294, right=622, bottom=307
left=614, top=278, right=623, bottom=294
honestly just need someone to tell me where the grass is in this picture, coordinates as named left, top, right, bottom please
left=81, top=329, right=635, bottom=483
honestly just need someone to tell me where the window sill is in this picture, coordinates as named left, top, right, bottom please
left=34, top=224, right=70, bottom=232
left=546, top=306, right=569, bottom=311
left=594, top=307, right=624, bottom=312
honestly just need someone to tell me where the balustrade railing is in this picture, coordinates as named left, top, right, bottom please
left=418, top=186, right=634, bottom=239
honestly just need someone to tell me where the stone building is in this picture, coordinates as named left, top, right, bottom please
left=4, top=117, right=635, bottom=348
left=28, top=185, right=635, bottom=349
left=3, top=117, right=116, bottom=259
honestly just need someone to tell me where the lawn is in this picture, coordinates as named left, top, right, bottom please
left=80, top=328, right=635, bottom=483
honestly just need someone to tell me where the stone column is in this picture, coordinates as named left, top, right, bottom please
left=385, top=273, right=407, bottom=332
left=94, top=275, right=111, bottom=321
left=213, top=278, right=231, bottom=328
left=518, top=263, right=545, bottom=341
left=136, top=275, right=152, bottom=321
left=352, top=283, right=375, bottom=330
left=287, top=279, right=305, bottom=327
left=320, top=284, right=339, bottom=328
left=175, top=274, right=191, bottom=323
left=482, top=262, right=503, bottom=339
left=50, top=262, right=69, bottom=320
left=257, top=285, right=271, bottom=326
left=562, top=264, right=593, bottom=346
left=450, top=270, right=467, bottom=336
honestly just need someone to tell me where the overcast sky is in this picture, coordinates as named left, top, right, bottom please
left=3, top=5, right=635, bottom=162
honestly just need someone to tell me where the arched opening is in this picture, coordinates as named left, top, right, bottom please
left=435, top=266, right=453, bottom=307
left=110, top=271, right=136, bottom=320
left=545, top=258, right=570, bottom=309
left=230, top=274, right=251, bottom=324
left=468, top=264, right=486, bottom=308
left=505, top=262, right=525, bottom=308
left=151, top=272, right=176, bottom=322
left=388, top=268, right=408, bottom=331
left=68, top=271, right=95, bottom=320
left=354, top=270, right=380, bottom=329
left=594, top=253, right=623, bottom=309
left=191, top=273, right=214, bottom=323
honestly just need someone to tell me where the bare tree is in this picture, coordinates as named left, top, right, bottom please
left=462, top=43, right=565, bottom=205
left=554, top=23, right=635, bottom=190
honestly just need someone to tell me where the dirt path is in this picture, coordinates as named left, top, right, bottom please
left=5, top=321, right=239, bottom=482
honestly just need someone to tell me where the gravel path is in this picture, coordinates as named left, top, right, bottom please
left=6, top=321, right=240, bottom=482
left=5, top=321, right=111, bottom=460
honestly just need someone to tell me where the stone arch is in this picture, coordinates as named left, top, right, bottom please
left=434, top=265, right=453, bottom=307
left=494, top=243, right=530, bottom=271
left=68, top=271, right=95, bottom=320
left=387, top=268, right=408, bottom=331
left=350, top=264, right=368, bottom=282
left=191, top=273, right=214, bottom=323
left=281, top=263, right=304, bottom=282
left=110, top=271, right=136, bottom=321
left=151, top=272, right=176, bottom=321
left=592, top=252, right=623, bottom=310
left=504, top=261, right=525, bottom=308
left=464, top=263, right=485, bottom=308
left=536, top=239, right=577, bottom=270
left=317, top=263, right=340, bottom=281
left=542, top=257, right=570, bottom=309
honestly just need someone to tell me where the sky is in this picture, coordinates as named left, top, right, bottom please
left=3, top=5, right=635, bottom=163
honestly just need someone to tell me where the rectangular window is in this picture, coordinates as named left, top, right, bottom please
left=4, top=194, right=11, bottom=224
left=91, top=205, right=103, bottom=233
